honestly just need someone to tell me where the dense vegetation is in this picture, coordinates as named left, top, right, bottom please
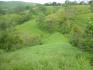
left=0, top=0, right=93, bottom=70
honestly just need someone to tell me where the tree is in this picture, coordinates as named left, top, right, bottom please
left=83, top=22, right=93, bottom=52
left=63, top=0, right=76, bottom=34
left=52, top=2, right=57, bottom=6
left=0, top=30, right=22, bottom=51
left=0, top=15, right=23, bottom=51
left=79, top=1, right=86, bottom=5
left=0, top=6, right=6, bottom=15
left=89, top=0, right=93, bottom=12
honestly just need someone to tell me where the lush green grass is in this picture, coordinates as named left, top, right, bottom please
left=0, top=42, right=91, bottom=70
left=0, top=29, right=92, bottom=70
left=16, top=20, right=43, bottom=36
left=7, top=14, right=91, bottom=70
left=43, top=32, right=68, bottom=44
left=0, top=24, right=92, bottom=70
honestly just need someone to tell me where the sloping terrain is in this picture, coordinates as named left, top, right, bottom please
left=0, top=38, right=91, bottom=70
left=0, top=20, right=92, bottom=70
left=0, top=4, right=92, bottom=70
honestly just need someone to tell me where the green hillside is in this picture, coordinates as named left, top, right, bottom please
left=0, top=16, right=92, bottom=70
left=0, top=36, right=91, bottom=70
left=0, top=1, right=93, bottom=70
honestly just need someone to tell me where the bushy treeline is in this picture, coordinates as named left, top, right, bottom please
left=0, top=13, right=30, bottom=51
left=44, top=0, right=91, bottom=6
left=0, top=16, right=22, bottom=51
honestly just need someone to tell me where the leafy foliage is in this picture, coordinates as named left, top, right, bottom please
left=0, top=14, right=23, bottom=51
left=0, top=1, right=93, bottom=70
left=0, top=30, right=23, bottom=51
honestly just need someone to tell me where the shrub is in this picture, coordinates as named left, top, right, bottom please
left=83, top=22, right=93, bottom=52
left=37, top=10, right=72, bottom=34
left=23, top=35, right=42, bottom=46
left=17, top=13, right=30, bottom=24
left=0, top=15, right=23, bottom=51
left=0, top=30, right=23, bottom=51
left=69, top=20, right=93, bottom=52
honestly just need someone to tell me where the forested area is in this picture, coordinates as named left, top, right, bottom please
left=0, top=0, right=93, bottom=70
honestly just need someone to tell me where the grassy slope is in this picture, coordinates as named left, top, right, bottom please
left=0, top=19, right=92, bottom=70
left=0, top=43, right=91, bottom=70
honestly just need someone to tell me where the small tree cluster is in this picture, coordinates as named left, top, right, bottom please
left=0, top=15, right=23, bottom=51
